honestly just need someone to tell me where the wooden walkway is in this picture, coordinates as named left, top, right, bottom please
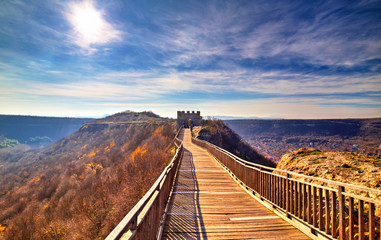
left=161, top=129, right=310, bottom=239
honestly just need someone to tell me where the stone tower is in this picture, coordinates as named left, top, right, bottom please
left=177, top=111, right=202, bottom=127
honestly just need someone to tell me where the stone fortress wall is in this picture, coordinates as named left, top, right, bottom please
left=177, top=111, right=202, bottom=127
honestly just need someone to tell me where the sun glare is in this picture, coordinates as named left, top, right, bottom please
left=73, top=6, right=103, bottom=42
left=67, top=0, right=121, bottom=50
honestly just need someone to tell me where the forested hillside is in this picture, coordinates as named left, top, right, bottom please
left=0, top=111, right=177, bottom=239
left=193, top=119, right=276, bottom=167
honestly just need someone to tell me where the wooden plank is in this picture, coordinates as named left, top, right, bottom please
left=162, top=129, right=310, bottom=240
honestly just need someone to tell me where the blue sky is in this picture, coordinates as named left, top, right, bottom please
left=0, top=0, right=380, bottom=118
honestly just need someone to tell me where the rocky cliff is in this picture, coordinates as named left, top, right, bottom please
left=277, top=147, right=381, bottom=200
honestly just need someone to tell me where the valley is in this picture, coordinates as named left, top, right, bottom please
left=225, top=119, right=381, bottom=161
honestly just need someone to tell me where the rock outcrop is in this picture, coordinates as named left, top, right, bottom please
left=277, top=147, right=381, bottom=200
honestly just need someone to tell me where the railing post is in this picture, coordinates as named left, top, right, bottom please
left=286, top=173, right=290, bottom=216
left=303, top=183, right=307, bottom=221
left=244, top=163, right=247, bottom=185
left=294, top=181, right=298, bottom=216
left=369, top=202, right=375, bottom=240
left=319, top=188, right=323, bottom=230
left=259, top=167, right=263, bottom=196
left=299, top=182, right=303, bottom=219
left=338, top=186, right=345, bottom=240
left=283, top=177, right=286, bottom=209
left=358, top=199, right=364, bottom=240
left=332, top=191, right=338, bottom=238
left=131, top=216, right=137, bottom=231
left=307, top=184, right=312, bottom=224
left=348, top=197, right=354, bottom=240
left=325, top=189, right=331, bottom=235
left=313, top=186, right=317, bottom=227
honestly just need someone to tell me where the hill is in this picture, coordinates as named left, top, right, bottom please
left=0, top=115, right=94, bottom=147
left=0, top=111, right=177, bottom=239
left=225, top=118, right=381, bottom=161
left=277, top=147, right=381, bottom=200
left=192, top=119, right=276, bottom=168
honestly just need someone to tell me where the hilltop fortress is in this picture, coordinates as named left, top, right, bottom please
left=177, top=111, right=202, bottom=127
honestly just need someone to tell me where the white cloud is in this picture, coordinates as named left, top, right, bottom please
left=13, top=69, right=381, bottom=100
left=65, top=0, right=122, bottom=53
left=200, top=98, right=381, bottom=119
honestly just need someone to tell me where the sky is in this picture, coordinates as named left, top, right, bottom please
left=0, top=0, right=380, bottom=119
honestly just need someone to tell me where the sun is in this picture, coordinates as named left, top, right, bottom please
left=66, top=0, right=121, bottom=50
left=72, top=5, right=104, bottom=43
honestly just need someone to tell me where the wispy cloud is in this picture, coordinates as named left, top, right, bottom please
left=65, top=0, right=122, bottom=53
left=0, top=0, right=380, bottom=118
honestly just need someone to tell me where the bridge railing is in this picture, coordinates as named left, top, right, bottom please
left=192, top=137, right=381, bottom=240
left=106, top=129, right=183, bottom=240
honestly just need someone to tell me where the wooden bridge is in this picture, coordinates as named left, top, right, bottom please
left=106, top=128, right=381, bottom=240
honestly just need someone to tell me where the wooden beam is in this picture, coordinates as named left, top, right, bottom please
left=358, top=199, right=364, bottom=240
left=325, top=189, right=330, bottom=235
left=338, top=186, right=345, bottom=240
left=348, top=197, right=354, bottom=240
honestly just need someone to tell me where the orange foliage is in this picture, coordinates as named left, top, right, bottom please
left=110, top=140, right=115, bottom=148
left=81, top=144, right=87, bottom=151
left=131, top=146, right=147, bottom=162
left=44, top=223, right=68, bottom=240
left=14, top=185, right=26, bottom=194
left=86, top=163, right=103, bottom=173
left=153, top=126, right=163, bottom=137
left=28, top=176, right=40, bottom=184
left=0, top=224, right=5, bottom=236
left=88, top=151, right=96, bottom=158
left=0, top=114, right=177, bottom=240
left=105, top=140, right=116, bottom=152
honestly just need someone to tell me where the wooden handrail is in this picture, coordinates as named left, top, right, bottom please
left=192, top=136, right=381, bottom=240
left=106, top=133, right=183, bottom=240
left=194, top=137, right=381, bottom=195
left=175, top=126, right=183, bottom=139
left=173, top=126, right=183, bottom=148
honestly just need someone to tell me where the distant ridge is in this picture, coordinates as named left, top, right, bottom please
left=0, top=114, right=95, bottom=145
left=207, top=115, right=282, bottom=120
left=225, top=118, right=381, bottom=160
